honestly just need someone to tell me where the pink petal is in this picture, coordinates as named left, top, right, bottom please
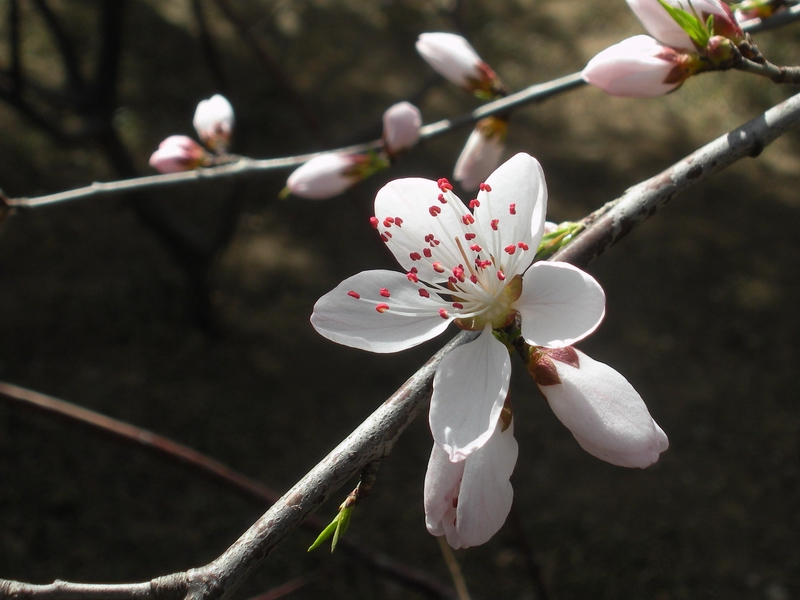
left=310, top=270, right=451, bottom=353
left=416, top=32, right=484, bottom=89
left=382, top=102, right=422, bottom=156
left=627, top=0, right=696, bottom=49
left=193, top=94, right=234, bottom=151
left=515, top=262, right=606, bottom=347
left=539, top=349, right=669, bottom=468
left=429, top=328, right=511, bottom=461
left=423, top=442, right=464, bottom=538
left=453, top=125, right=505, bottom=191
left=286, top=153, right=355, bottom=200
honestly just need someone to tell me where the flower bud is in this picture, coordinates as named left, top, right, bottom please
left=382, top=102, right=422, bottom=157
left=453, top=116, right=508, bottom=191
left=193, top=94, right=235, bottom=152
left=148, top=135, right=210, bottom=173
left=627, top=0, right=743, bottom=50
left=285, top=154, right=359, bottom=200
left=416, top=32, right=504, bottom=97
left=582, top=35, right=700, bottom=98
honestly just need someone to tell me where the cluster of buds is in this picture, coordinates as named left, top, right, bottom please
left=149, top=94, right=235, bottom=173
left=283, top=101, right=421, bottom=200
left=582, top=0, right=750, bottom=97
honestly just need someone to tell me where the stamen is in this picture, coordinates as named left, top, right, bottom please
left=480, top=183, right=491, bottom=192
left=509, top=203, right=516, bottom=215
left=470, top=244, right=482, bottom=252
left=423, top=248, right=432, bottom=258
left=394, top=217, right=403, bottom=227
left=383, top=217, right=394, bottom=227
left=347, top=291, right=360, bottom=299
left=429, top=206, right=442, bottom=217
left=369, top=216, right=379, bottom=229
left=379, top=288, right=390, bottom=298
left=452, top=302, right=464, bottom=309
left=462, top=214, right=475, bottom=225
left=438, top=308, right=450, bottom=319
left=491, top=219, right=499, bottom=231
left=380, top=234, right=389, bottom=243
left=410, top=252, right=422, bottom=261
left=518, top=242, right=529, bottom=251
left=419, top=289, right=430, bottom=298
left=504, top=244, right=516, bottom=255
left=376, top=303, right=390, bottom=313
left=437, top=178, right=453, bottom=192
left=432, top=262, right=445, bottom=273
left=438, top=193, right=447, bottom=204
left=465, top=233, right=477, bottom=240
left=469, top=199, right=480, bottom=208
left=497, top=270, right=506, bottom=281
left=407, top=271, right=419, bottom=283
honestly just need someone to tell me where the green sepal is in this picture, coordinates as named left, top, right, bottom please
left=307, top=505, right=353, bottom=553
left=535, top=222, right=583, bottom=260
left=657, top=0, right=712, bottom=48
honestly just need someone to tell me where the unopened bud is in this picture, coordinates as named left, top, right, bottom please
left=382, top=101, right=422, bottom=157
left=149, top=135, right=210, bottom=173
left=193, top=94, right=235, bottom=152
left=416, top=32, right=505, bottom=97
left=453, top=116, right=508, bottom=191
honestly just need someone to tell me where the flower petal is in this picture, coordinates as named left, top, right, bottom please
left=539, top=349, right=668, bottom=468
left=515, top=261, right=606, bottom=347
left=374, top=177, right=467, bottom=284
left=429, top=328, right=511, bottom=461
left=310, top=270, right=451, bottom=353
left=474, top=153, right=547, bottom=276
left=453, top=420, right=517, bottom=548
left=423, top=442, right=464, bottom=537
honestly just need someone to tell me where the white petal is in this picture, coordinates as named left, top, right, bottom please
left=382, top=101, right=422, bottom=155
left=429, top=328, right=511, bottom=461
left=310, top=270, right=451, bottom=353
left=474, top=153, right=547, bottom=275
left=374, top=177, right=466, bottom=283
left=423, top=442, right=464, bottom=537
left=539, top=349, right=669, bottom=468
left=515, top=261, right=606, bottom=347
left=416, top=32, right=484, bottom=88
left=286, top=153, right=355, bottom=200
left=627, top=0, right=696, bottom=49
left=454, top=420, right=517, bottom=548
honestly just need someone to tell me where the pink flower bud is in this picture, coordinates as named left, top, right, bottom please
left=582, top=35, right=699, bottom=98
left=416, top=32, right=501, bottom=95
left=193, top=94, right=235, bottom=152
left=382, top=102, right=422, bottom=157
left=627, top=0, right=743, bottom=50
left=148, top=135, right=209, bottom=173
left=286, top=153, right=359, bottom=200
left=453, top=116, right=507, bottom=191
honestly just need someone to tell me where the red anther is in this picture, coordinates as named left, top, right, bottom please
left=383, top=231, right=392, bottom=239
left=452, top=266, right=465, bottom=282
left=423, top=248, right=432, bottom=258
left=407, top=272, right=419, bottom=283
left=429, top=205, right=442, bottom=217
left=491, top=219, right=499, bottom=231
left=518, top=242, right=529, bottom=251
left=509, top=203, right=516, bottom=215
left=462, top=214, right=475, bottom=225
left=437, top=178, right=453, bottom=192
left=376, top=303, right=390, bottom=313
left=380, top=234, right=389, bottom=243
left=410, top=252, right=422, bottom=261
left=448, top=276, right=458, bottom=284
left=469, top=199, right=480, bottom=208
left=347, top=291, right=361, bottom=299
left=425, top=233, right=433, bottom=242
left=394, top=217, right=403, bottom=227
left=452, top=302, right=464, bottom=309
left=379, top=288, right=391, bottom=298
left=470, top=274, right=478, bottom=284
left=410, top=267, right=418, bottom=273
left=419, top=288, right=430, bottom=298
left=437, top=193, right=447, bottom=204
left=464, top=233, right=477, bottom=240
left=470, top=244, right=482, bottom=252
left=504, top=244, right=516, bottom=255
left=383, top=217, right=394, bottom=227
left=433, top=238, right=440, bottom=246
left=369, top=216, right=379, bottom=229
left=438, top=308, right=450, bottom=319
left=497, top=270, right=506, bottom=281
left=476, top=259, right=492, bottom=269
left=432, top=262, right=445, bottom=273
left=479, top=183, right=492, bottom=192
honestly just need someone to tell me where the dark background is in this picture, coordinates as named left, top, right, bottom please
left=1, top=1, right=799, bottom=598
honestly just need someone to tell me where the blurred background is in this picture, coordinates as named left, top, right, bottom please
left=1, top=0, right=800, bottom=598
